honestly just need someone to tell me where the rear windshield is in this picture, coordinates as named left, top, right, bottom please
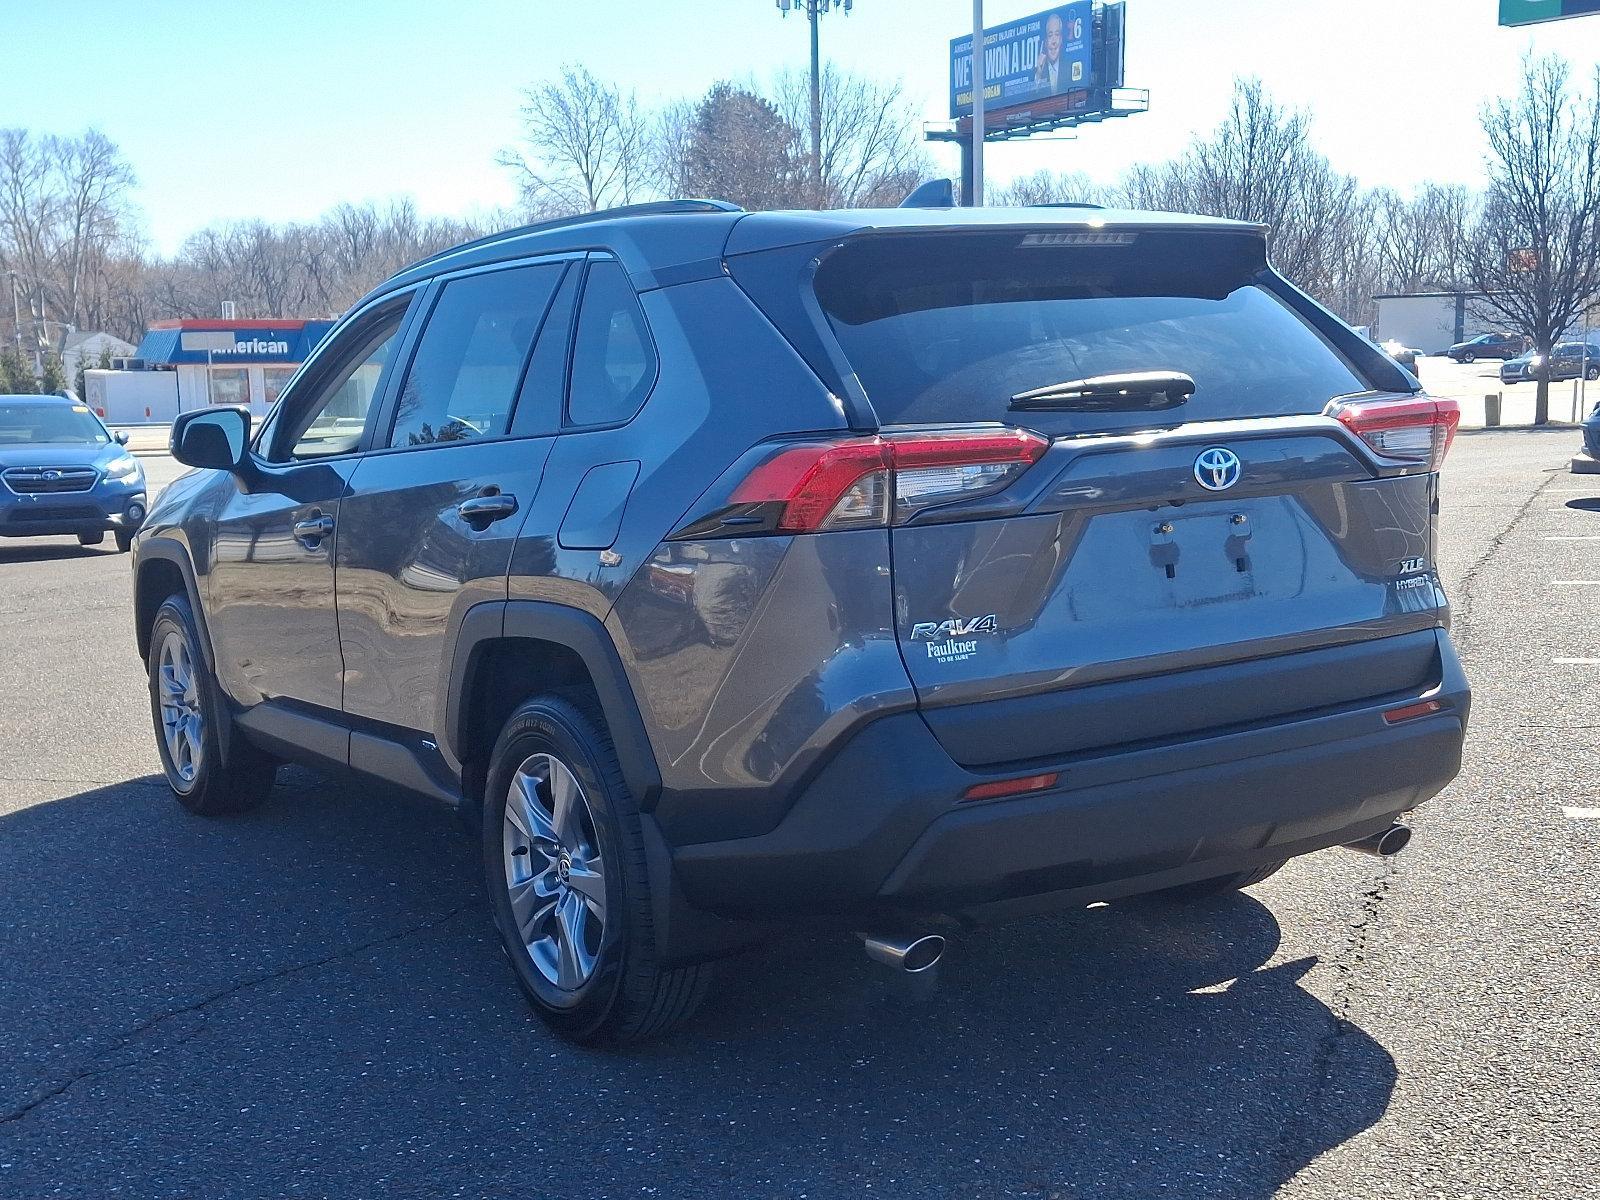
left=0, top=400, right=110, bottom=445
left=814, top=231, right=1368, bottom=431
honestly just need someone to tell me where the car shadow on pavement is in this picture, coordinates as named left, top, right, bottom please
left=0, top=543, right=114, bottom=564
left=0, top=770, right=1394, bottom=1200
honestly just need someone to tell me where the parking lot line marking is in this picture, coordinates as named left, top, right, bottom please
left=1563, top=807, right=1600, bottom=820
left=1552, top=580, right=1600, bottom=585
left=1543, top=535, right=1600, bottom=541
left=1552, top=657, right=1600, bottom=664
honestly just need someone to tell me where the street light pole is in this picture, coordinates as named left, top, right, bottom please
left=809, top=4, right=822, bottom=200
left=776, top=0, right=854, bottom=205
left=7, top=272, right=21, bottom=356
left=4, top=266, right=57, bottom=382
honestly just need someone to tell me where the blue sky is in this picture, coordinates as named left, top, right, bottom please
left=10, top=1, right=1600, bottom=253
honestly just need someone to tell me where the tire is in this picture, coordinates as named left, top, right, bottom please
left=114, top=529, right=134, bottom=553
left=1152, top=860, right=1285, bottom=901
left=1462, top=351, right=1476, bottom=364
left=483, top=696, right=711, bottom=1045
left=77, top=532, right=104, bottom=546
left=146, top=593, right=277, bottom=816
left=1586, top=366, right=1598, bottom=382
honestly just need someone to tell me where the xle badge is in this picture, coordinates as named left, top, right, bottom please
left=910, top=614, right=999, bottom=665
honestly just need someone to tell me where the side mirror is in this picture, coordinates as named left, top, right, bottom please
left=113, top=430, right=130, bottom=446
left=171, top=406, right=251, bottom=472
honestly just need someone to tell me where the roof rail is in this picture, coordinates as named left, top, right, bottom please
left=1028, top=201, right=1105, bottom=210
left=408, top=198, right=745, bottom=273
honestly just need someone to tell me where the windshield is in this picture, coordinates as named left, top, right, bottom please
left=815, top=230, right=1367, bottom=432
left=0, top=400, right=111, bottom=445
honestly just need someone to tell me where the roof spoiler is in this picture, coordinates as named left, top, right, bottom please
left=899, top=179, right=956, bottom=209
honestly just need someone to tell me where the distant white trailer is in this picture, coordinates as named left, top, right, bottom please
left=84, top=369, right=179, bottom=424
left=1374, top=293, right=1468, bottom=354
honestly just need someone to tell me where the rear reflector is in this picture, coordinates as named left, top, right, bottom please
left=962, top=772, right=1060, bottom=802
left=1382, top=699, right=1443, bottom=725
left=728, top=428, right=1048, bottom=533
left=1327, top=394, right=1460, bottom=469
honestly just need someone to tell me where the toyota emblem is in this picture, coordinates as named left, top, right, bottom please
left=1194, top=447, right=1242, bottom=491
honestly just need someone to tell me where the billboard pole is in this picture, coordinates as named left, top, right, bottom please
left=970, top=0, right=985, bottom=206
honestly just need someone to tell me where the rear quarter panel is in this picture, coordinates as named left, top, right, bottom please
left=506, top=275, right=848, bottom=617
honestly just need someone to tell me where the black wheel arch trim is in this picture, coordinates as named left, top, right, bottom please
left=134, top=537, right=216, bottom=671
left=444, top=600, right=663, bottom=808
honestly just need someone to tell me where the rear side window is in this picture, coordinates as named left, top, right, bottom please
left=814, top=231, right=1368, bottom=433
left=567, top=260, right=656, bottom=427
left=510, top=264, right=580, bottom=437
left=389, top=264, right=561, bottom=448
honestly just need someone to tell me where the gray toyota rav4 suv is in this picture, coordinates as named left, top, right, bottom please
left=132, top=200, right=1470, bottom=1044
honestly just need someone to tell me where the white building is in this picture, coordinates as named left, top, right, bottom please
left=131, top=318, right=336, bottom=418
left=59, top=331, right=136, bottom=380
left=1373, top=293, right=1480, bottom=354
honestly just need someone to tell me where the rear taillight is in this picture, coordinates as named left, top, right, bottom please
left=723, top=427, right=1048, bottom=534
left=1327, top=394, right=1460, bottom=469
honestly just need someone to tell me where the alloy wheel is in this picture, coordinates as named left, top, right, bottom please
left=502, top=753, right=608, bottom=991
left=156, top=629, right=204, bottom=785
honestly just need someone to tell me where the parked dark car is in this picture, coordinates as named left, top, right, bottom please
left=1582, top=401, right=1600, bottom=460
left=130, top=201, right=1471, bottom=1044
left=1499, top=342, right=1600, bottom=384
left=1446, top=333, right=1524, bottom=363
left=0, top=393, right=147, bottom=551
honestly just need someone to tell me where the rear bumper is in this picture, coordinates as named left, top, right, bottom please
left=665, top=629, right=1469, bottom=925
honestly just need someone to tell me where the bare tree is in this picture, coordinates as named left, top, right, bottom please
left=0, top=128, right=138, bottom=357
left=1373, top=184, right=1475, bottom=294
left=47, top=130, right=136, bottom=327
left=0, top=128, right=55, bottom=332
left=498, top=65, right=653, bottom=217
left=1120, top=79, right=1367, bottom=321
left=1465, top=54, right=1600, bottom=424
left=773, top=66, right=929, bottom=207
left=660, top=82, right=805, bottom=210
left=990, top=169, right=1101, bottom=208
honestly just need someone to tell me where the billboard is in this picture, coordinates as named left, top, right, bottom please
left=1500, top=0, right=1600, bottom=24
left=950, top=3, right=1094, bottom=119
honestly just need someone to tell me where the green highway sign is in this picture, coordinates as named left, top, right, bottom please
left=1501, top=0, right=1600, bottom=26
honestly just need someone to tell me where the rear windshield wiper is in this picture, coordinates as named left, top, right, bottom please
left=1008, top=371, right=1196, bottom=413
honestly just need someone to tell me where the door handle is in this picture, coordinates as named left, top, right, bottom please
left=292, top=513, right=335, bottom=544
left=458, top=492, right=519, bottom=527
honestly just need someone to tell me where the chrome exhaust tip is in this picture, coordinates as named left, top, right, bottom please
left=1343, top=822, right=1413, bottom=858
left=857, top=932, right=946, bottom=974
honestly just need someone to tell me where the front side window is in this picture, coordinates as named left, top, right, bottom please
left=567, top=260, right=656, bottom=427
left=0, top=400, right=110, bottom=445
left=272, top=303, right=408, bottom=461
left=388, top=263, right=561, bottom=448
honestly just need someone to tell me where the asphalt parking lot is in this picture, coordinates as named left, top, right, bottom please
left=1, top=436, right=1597, bottom=1199
left=1415, top=354, right=1599, bottom=427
